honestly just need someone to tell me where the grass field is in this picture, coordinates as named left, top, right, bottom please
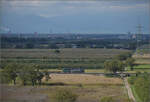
left=131, top=85, right=142, bottom=102
left=1, top=48, right=129, bottom=58
left=1, top=48, right=130, bottom=69
left=126, top=64, right=150, bottom=70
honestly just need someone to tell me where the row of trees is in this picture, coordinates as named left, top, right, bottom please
left=2, top=36, right=144, bottom=50
left=104, top=52, right=135, bottom=73
left=0, top=63, right=50, bottom=86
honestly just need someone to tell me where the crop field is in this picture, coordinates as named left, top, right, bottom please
left=131, top=47, right=150, bottom=71
left=1, top=48, right=130, bottom=69
left=0, top=74, right=129, bottom=102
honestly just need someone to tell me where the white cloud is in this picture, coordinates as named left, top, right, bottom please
left=0, top=0, right=149, bottom=18
left=0, top=26, right=10, bottom=32
left=39, top=14, right=60, bottom=18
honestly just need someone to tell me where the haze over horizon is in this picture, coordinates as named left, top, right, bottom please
left=0, top=0, right=150, bottom=34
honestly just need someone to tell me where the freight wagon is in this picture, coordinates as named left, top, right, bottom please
left=62, top=68, right=84, bottom=73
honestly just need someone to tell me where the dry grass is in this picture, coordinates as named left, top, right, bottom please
left=133, top=54, right=150, bottom=64
left=1, top=75, right=127, bottom=102
left=0, top=84, right=48, bottom=102
left=33, top=85, right=128, bottom=102
left=85, top=69, right=105, bottom=73
left=48, top=74, right=123, bottom=85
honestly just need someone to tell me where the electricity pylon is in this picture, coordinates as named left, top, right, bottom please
left=136, top=23, right=143, bottom=49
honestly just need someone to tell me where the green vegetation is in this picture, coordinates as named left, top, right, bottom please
left=1, top=48, right=130, bottom=69
left=1, top=63, right=50, bottom=86
left=128, top=73, right=150, bottom=102
left=104, top=51, right=134, bottom=73
left=100, top=96, right=114, bottom=102
left=104, top=60, right=124, bottom=73
left=126, top=58, right=135, bottom=70
left=53, top=89, right=78, bottom=102
left=2, top=63, right=18, bottom=85
left=127, top=64, right=150, bottom=69
left=115, top=52, right=132, bottom=61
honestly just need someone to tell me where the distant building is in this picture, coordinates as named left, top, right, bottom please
left=71, top=44, right=77, bottom=48
left=56, top=44, right=65, bottom=48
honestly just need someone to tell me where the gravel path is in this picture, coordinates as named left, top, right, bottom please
left=124, top=78, right=136, bottom=102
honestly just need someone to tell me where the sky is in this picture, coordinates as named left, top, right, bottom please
left=0, top=0, right=150, bottom=34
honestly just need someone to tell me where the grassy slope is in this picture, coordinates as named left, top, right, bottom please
left=131, top=85, right=142, bottom=102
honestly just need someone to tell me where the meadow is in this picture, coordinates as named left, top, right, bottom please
left=1, top=48, right=130, bottom=69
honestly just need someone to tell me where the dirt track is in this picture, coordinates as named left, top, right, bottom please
left=124, top=78, right=136, bottom=102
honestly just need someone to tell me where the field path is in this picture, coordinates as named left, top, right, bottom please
left=124, top=78, right=136, bottom=102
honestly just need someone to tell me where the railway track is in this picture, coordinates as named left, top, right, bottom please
left=48, top=72, right=137, bottom=76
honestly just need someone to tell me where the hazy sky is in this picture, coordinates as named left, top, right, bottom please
left=0, top=0, right=150, bottom=34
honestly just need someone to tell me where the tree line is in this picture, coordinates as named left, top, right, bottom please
left=0, top=63, right=50, bottom=86
left=1, top=36, right=145, bottom=50
left=104, top=52, right=135, bottom=73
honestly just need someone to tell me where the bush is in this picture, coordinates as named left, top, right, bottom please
left=53, top=89, right=78, bottom=102
left=128, top=76, right=136, bottom=85
left=100, top=96, right=114, bottom=102
left=0, top=71, right=11, bottom=84
left=54, top=49, right=60, bottom=53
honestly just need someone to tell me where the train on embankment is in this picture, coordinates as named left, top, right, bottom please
left=49, top=68, right=137, bottom=78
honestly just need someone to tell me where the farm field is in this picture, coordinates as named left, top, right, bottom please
left=1, top=48, right=130, bottom=69
left=0, top=74, right=129, bottom=102
left=133, top=48, right=150, bottom=65
left=47, top=74, right=123, bottom=85
left=126, top=64, right=150, bottom=70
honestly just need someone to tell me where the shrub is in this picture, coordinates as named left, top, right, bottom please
left=54, top=49, right=60, bottom=53
left=100, top=96, right=114, bottom=102
left=0, top=71, right=11, bottom=84
left=53, top=89, right=78, bottom=102
left=128, top=76, right=136, bottom=85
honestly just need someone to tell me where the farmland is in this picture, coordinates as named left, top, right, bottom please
left=0, top=74, right=129, bottom=102
left=1, top=48, right=130, bottom=69
left=47, top=74, right=123, bottom=85
left=1, top=48, right=150, bottom=102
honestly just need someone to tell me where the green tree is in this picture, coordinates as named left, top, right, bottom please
left=3, top=63, right=19, bottom=85
left=43, top=70, right=50, bottom=82
left=116, top=52, right=132, bottom=61
left=25, top=43, right=34, bottom=48
left=36, top=71, right=44, bottom=85
left=18, top=65, right=30, bottom=85
left=0, top=70, right=11, bottom=84
left=27, top=65, right=38, bottom=86
left=104, top=60, right=125, bottom=73
left=54, top=49, right=60, bottom=54
left=126, top=58, right=135, bottom=71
